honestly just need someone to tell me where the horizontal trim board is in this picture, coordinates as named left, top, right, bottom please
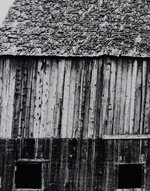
left=102, top=134, right=150, bottom=140
left=16, top=159, right=49, bottom=163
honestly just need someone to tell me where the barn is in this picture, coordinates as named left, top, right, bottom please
left=0, top=0, right=150, bottom=190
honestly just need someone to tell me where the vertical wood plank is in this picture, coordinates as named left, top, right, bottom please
left=61, top=59, right=72, bottom=138
left=100, top=57, right=111, bottom=135
left=119, top=59, right=128, bottom=135
left=124, top=59, right=132, bottom=134
left=24, top=60, right=33, bottom=138
left=72, top=60, right=82, bottom=138
left=67, top=61, right=76, bottom=138
left=54, top=59, right=65, bottom=138
left=0, top=58, right=4, bottom=138
left=134, top=60, right=142, bottom=134
left=113, top=59, right=121, bottom=135
left=7, top=60, right=16, bottom=138
left=6, top=140, right=15, bottom=190
left=83, top=60, right=91, bottom=139
left=95, top=58, right=103, bottom=137
left=1, top=59, right=10, bottom=138
left=140, top=60, right=147, bottom=134
left=144, top=59, right=150, bottom=134
left=20, top=61, right=28, bottom=138
left=129, top=59, right=137, bottom=134
left=68, top=139, right=78, bottom=191
left=46, top=59, right=58, bottom=137
left=2, top=140, right=8, bottom=190
left=34, top=60, right=44, bottom=138
left=107, top=58, right=117, bottom=135
left=29, top=59, right=37, bottom=138
left=12, top=61, right=22, bottom=138
left=78, top=60, right=86, bottom=139
left=40, top=60, right=50, bottom=138
left=88, top=59, right=98, bottom=138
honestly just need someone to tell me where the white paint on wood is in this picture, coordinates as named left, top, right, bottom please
left=61, top=60, right=71, bottom=138
left=33, top=60, right=43, bottom=138
left=46, top=60, right=58, bottom=137
left=1, top=59, right=10, bottom=138
left=24, top=61, right=33, bottom=137
left=67, top=63, right=76, bottom=138
left=76, top=60, right=85, bottom=138
left=29, top=61, right=36, bottom=138
left=103, top=134, right=150, bottom=139
left=40, top=60, right=50, bottom=138
left=88, top=59, right=98, bottom=138
left=0, top=57, right=150, bottom=138
left=6, top=61, right=16, bottom=138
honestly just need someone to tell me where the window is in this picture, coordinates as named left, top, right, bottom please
left=118, top=164, right=142, bottom=189
left=15, top=162, right=42, bottom=189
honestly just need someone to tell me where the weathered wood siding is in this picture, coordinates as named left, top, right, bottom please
left=0, top=138, right=149, bottom=191
left=0, top=56, right=149, bottom=138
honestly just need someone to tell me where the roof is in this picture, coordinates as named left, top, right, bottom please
left=0, top=0, right=150, bottom=57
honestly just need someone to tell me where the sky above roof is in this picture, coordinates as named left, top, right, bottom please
left=0, top=0, right=14, bottom=26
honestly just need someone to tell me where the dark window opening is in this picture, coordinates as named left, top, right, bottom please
left=15, top=163, right=41, bottom=189
left=118, top=164, right=142, bottom=188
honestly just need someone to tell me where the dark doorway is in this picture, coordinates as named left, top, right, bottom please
left=15, top=162, right=41, bottom=189
left=118, top=164, right=142, bottom=188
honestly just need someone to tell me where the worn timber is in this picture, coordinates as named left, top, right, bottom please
left=0, top=56, right=149, bottom=138
left=0, top=138, right=149, bottom=190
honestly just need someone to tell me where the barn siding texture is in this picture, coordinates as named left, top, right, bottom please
left=0, top=56, right=150, bottom=138
left=0, top=138, right=149, bottom=191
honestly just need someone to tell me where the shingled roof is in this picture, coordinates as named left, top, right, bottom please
left=0, top=0, right=150, bottom=57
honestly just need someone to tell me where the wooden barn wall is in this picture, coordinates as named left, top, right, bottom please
left=0, top=56, right=149, bottom=138
left=0, top=138, right=150, bottom=191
